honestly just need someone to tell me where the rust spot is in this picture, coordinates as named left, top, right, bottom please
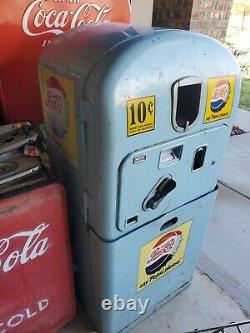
left=0, top=205, right=19, bottom=217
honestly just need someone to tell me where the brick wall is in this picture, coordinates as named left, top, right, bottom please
left=153, top=0, right=233, bottom=42
left=153, top=0, right=193, bottom=30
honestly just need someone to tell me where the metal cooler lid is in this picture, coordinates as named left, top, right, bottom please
left=0, top=150, right=48, bottom=196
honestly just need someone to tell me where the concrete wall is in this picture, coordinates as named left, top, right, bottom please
left=130, top=0, right=154, bottom=26
left=153, top=0, right=233, bottom=42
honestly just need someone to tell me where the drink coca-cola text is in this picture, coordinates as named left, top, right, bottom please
left=22, top=0, right=112, bottom=37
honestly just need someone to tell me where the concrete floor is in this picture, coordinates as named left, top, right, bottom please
left=58, top=109, right=250, bottom=333
left=199, top=185, right=250, bottom=315
left=219, top=132, right=250, bottom=198
left=59, top=271, right=248, bottom=333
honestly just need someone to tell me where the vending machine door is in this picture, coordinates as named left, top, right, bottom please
left=117, top=125, right=229, bottom=231
left=87, top=188, right=218, bottom=333
left=172, top=77, right=203, bottom=132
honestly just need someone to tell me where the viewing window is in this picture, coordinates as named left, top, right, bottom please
left=172, top=77, right=202, bottom=132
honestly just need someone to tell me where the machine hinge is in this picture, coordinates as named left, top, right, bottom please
left=80, top=99, right=94, bottom=125
left=83, top=191, right=89, bottom=224
left=80, top=120, right=87, bottom=145
left=79, top=99, right=91, bottom=166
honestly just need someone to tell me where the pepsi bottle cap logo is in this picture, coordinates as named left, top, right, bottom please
left=45, top=76, right=68, bottom=138
left=210, top=80, right=230, bottom=112
left=145, top=231, right=182, bottom=275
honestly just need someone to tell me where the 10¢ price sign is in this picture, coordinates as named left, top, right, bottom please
left=127, top=96, right=156, bottom=137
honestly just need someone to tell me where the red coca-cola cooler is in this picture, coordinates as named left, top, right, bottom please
left=0, top=134, right=76, bottom=332
left=0, top=0, right=131, bottom=126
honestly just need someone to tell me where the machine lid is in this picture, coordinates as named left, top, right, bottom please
left=39, top=24, right=144, bottom=77
left=0, top=122, right=37, bottom=155
left=0, top=150, right=42, bottom=185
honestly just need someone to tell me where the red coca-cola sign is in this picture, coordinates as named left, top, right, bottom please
left=0, top=0, right=131, bottom=126
left=0, top=223, right=49, bottom=273
left=22, top=1, right=114, bottom=38
left=0, top=183, right=76, bottom=333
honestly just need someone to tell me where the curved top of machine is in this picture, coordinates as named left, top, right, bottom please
left=40, top=23, right=239, bottom=78
left=40, top=23, right=241, bottom=159
left=39, top=23, right=140, bottom=76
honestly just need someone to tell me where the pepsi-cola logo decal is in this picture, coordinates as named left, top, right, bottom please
left=145, top=231, right=182, bottom=275
left=40, top=66, right=79, bottom=167
left=46, top=76, right=68, bottom=138
left=137, top=221, right=192, bottom=291
left=210, top=80, right=230, bottom=112
left=204, top=76, right=236, bottom=124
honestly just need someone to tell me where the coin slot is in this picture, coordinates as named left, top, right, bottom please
left=193, top=146, right=207, bottom=171
left=159, top=145, right=183, bottom=169
left=160, top=217, right=178, bottom=231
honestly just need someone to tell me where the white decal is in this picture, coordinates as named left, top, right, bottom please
left=22, top=0, right=112, bottom=37
left=146, top=231, right=182, bottom=267
left=102, top=295, right=150, bottom=315
left=0, top=223, right=49, bottom=273
left=0, top=299, right=49, bottom=333
left=45, top=77, right=68, bottom=138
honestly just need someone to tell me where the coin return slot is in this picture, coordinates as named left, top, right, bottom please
left=160, top=217, right=178, bottom=231
left=193, top=146, right=207, bottom=171
left=125, top=215, right=138, bottom=228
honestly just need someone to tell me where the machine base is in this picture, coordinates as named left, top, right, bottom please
left=121, top=280, right=192, bottom=332
left=71, top=188, right=217, bottom=333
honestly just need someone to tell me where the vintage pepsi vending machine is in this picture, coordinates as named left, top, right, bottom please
left=39, top=24, right=241, bottom=333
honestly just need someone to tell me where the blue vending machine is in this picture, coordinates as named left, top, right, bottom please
left=39, top=24, right=241, bottom=333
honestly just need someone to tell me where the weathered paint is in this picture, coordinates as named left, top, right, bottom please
left=39, top=24, right=241, bottom=333
left=0, top=183, right=76, bottom=333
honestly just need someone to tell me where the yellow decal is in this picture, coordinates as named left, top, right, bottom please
left=127, top=96, right=156, bottom=136
left=204, top=76, right=236, bottom=123
left=39, top=66, right=79, bottom=167
left=137, top=221, right=192, bottom=291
